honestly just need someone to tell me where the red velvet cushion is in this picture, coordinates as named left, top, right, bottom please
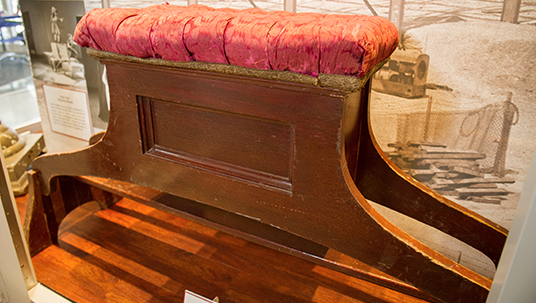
left=74, top=4, right=398, bottom=77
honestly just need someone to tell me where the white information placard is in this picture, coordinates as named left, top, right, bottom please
left=184, top=290, right=217, bottom=303
left=43, top=84, right=93, bottom=141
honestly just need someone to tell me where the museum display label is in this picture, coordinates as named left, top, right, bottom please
left=42, top=84, right=92, bottom=141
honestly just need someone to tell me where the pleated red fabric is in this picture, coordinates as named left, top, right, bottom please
left=224, top=8, right=277, bottom=70
left=75, top=7, right=139, bottom=53
left=74, top=3, right=398, bottom=77
left=151, top=5, right=215, bottom=61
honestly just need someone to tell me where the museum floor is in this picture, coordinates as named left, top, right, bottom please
left=15, top=189, right=433, bottom=303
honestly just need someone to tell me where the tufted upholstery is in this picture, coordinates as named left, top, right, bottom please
left=74, top=4, right=398, bottom=77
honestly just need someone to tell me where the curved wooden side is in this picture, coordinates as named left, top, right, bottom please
left=27, top=59, right=500, bottom=302
left=353, top=82, right=508, bottom=267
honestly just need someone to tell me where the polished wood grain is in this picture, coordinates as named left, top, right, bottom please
left=27, top=196, right=430, bottom=303
left=15, top=194, right=28, bottom=224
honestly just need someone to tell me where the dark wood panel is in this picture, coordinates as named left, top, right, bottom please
left=138, top=96, right=294, bottom=192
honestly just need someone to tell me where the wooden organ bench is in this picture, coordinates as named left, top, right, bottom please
left=25, top=4, right=507, bottom=303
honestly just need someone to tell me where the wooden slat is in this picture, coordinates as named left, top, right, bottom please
left=468, top=197, right=503, bottom=205
left=456, top=188, right=509, bottom=198
left=404, top=152, right=486, bottom=160
left=418, top=158, right=480, bottom=168
left=450, top=166, right=485, bottom=178
left=434, top=177, right=516, bottom=186
left=501, top=0, right=521, bottom=22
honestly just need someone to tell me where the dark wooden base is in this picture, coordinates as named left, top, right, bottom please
left=25, top=55, right=508, bottom=303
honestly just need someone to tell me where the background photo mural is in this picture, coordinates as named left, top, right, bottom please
left=364, top=0, right=535, bottom=280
